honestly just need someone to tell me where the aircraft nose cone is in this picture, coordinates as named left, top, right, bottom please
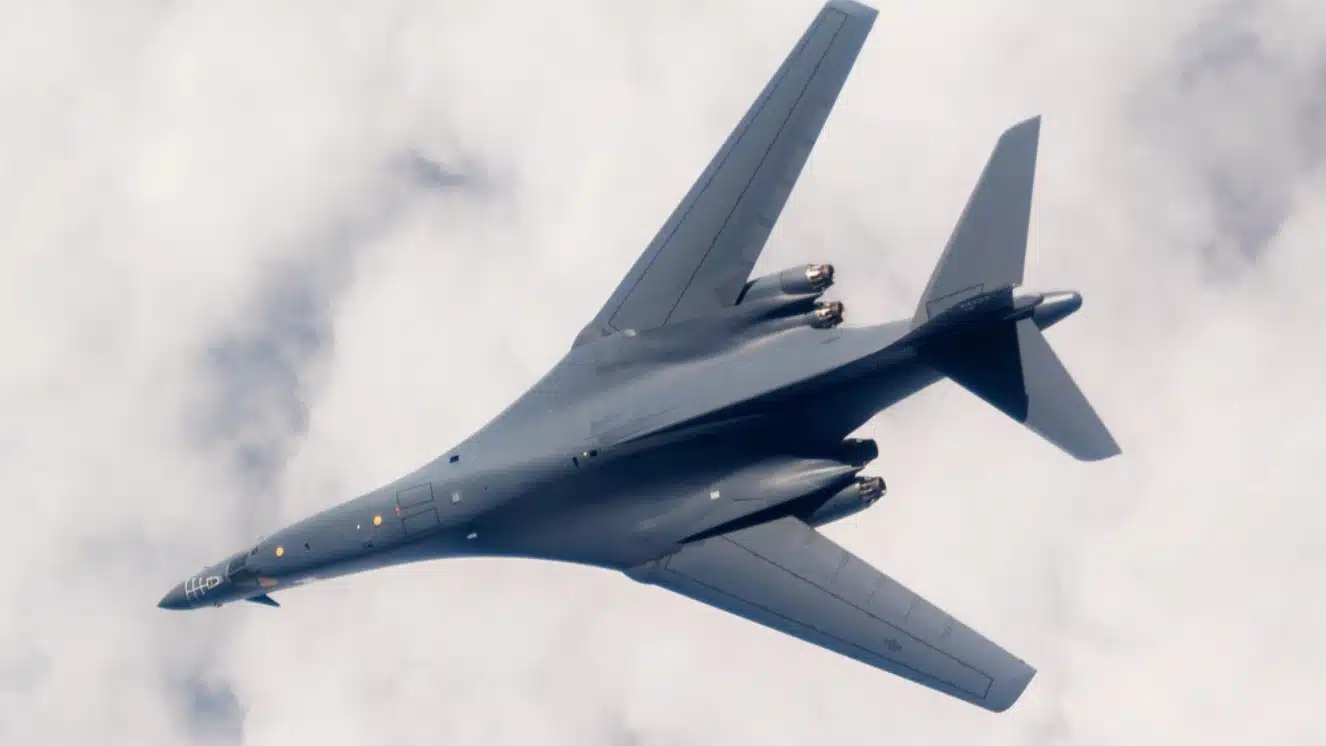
left=157, top=583, right=191, bottom=610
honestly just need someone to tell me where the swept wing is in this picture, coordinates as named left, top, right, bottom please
left=628, top=516, right=1036, bottom=712
left=574, top=1, right=877, bottom=346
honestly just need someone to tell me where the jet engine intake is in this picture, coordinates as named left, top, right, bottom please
left=803, top=475, right=886, bottom=527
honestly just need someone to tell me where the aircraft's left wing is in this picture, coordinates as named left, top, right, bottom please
left=573, top=1, right=877, bottom=347
left=626, top=516, right=1036, bottom=712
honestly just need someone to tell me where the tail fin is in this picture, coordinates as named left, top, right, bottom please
left=912, top=116, right=1040, bottom=327
left=911, top=116, right=1120, bottom=461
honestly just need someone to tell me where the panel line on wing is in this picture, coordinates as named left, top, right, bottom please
left=573, top=2, right=878, bottom=348
left=667, top=533, right=997, bottom=698
left=729, top=534, right=996, bottom=695
left=656, top=11, right=851, bottom=326
left=601, top=17, right=827, bottom=333
left=604, top=8, right=849, bottom=334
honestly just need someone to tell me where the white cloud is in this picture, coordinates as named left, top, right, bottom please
left=2, top=0, right=1324, bottom=744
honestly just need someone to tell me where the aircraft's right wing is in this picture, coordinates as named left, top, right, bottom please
left=626, top=516, right=1035, bottom=712
left=573, top=1, right=877, bottom=347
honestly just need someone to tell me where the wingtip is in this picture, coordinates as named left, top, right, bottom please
left=1078, top=442, right=1123, bottom=462
left=1002, top=115, right=1042, bottom=141
left=984, top=663, right=1037, bottom=713
left=1071, top=427, right=1122, bottom=462
left=825, top=0, right=879, bottom=18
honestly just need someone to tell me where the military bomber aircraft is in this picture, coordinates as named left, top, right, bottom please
left=160, top=0, right=1120, bottom=713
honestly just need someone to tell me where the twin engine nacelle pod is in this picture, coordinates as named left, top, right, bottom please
left=730, top=263, right=843, bottom=333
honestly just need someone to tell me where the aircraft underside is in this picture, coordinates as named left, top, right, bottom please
left=160, top=0, right=1120, bottom=716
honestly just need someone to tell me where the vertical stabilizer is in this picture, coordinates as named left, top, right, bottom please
left=912, top=117, right=1040, bottom=327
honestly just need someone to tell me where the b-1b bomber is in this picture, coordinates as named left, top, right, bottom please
left=160, top=0, right=1119, bottom=713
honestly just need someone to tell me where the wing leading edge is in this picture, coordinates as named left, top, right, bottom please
left=574, top=1, right=878, bottom=347
left=626, top=516, right=1036, bottom=712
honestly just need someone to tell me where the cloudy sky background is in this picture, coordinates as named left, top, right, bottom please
left=2, top=0, right=1325, bottom=743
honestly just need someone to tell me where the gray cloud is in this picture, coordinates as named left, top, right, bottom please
left=2, top=1, right=1324, bottom=745
left=175, top=672, right=245, bottom=744
left=1126, top=0, right=1326, bottom=278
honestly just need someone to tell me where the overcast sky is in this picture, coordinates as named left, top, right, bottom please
left=2, top=0, right=1324, bottom=744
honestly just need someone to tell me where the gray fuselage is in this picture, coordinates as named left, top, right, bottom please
left=162, top=299, right=941, bottom=609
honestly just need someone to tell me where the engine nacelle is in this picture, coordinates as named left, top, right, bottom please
left=675, top=456, right=864, bottom=542
left=803, top=475, right=886, bottom=527
left=836, top=438, right=879, bottom=467
left=739, top=264, right=835, bottom=305
left=798, top=263, right=835, bottom=293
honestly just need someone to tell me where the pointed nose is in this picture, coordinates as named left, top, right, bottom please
left=157, top=583, right=191, bottom=610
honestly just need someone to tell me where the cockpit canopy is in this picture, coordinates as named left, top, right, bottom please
left=223, top=550, right=260, bottom=587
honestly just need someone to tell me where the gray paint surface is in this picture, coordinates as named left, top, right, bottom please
left=160, top=0, right=1119, bottom=714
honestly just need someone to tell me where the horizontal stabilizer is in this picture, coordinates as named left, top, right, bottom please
left=922, top=318, right=1120, bottom=461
